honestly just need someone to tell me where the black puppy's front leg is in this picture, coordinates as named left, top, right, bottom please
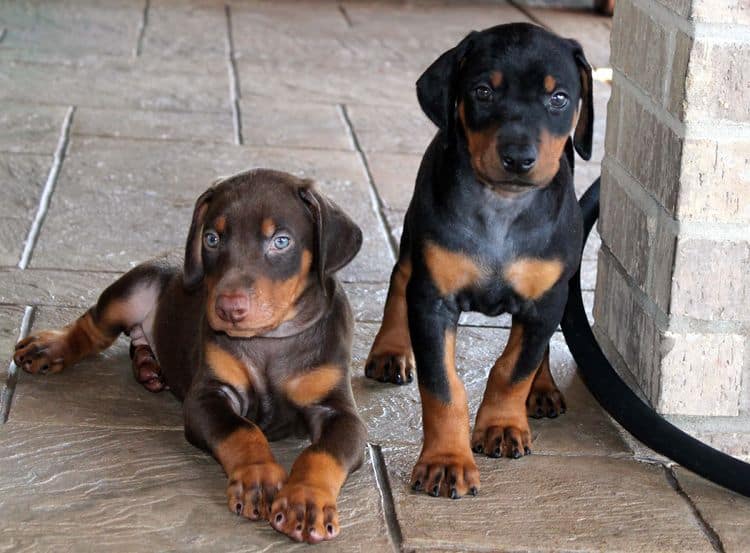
left=406, top=274, right=480, bottom=499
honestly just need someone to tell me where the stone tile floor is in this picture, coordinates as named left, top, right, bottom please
left=0, top=1, right=747, bottom=552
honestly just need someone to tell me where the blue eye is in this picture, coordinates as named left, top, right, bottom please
left=273, top=236, right=291, bottom=250
left=203, top=231, right=220, bottom=249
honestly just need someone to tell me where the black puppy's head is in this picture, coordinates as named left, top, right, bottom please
left=417, top=23, right=593, bottom=193
left=183, top=169, right=362, bottom=337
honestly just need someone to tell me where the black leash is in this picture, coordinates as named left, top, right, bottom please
left=561, top=178, right=750, bottom=498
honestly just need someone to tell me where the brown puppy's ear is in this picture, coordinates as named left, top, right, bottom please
left=183, top=187, right=215, bottom=290
left=298, top=185, right=363, bottom=287
left=416, top=31, right=478, bottom=136
left=571, top=41, right=594, bottom=161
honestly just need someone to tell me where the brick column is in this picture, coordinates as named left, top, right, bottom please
left=594, top=0, right=750, bottom=458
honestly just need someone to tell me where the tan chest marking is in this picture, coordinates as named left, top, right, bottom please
left=503, top=258, right=564, bottom=300
left=424, top=241, right=487, bottom=296
left=205, top=342, right=250, bottom=390
left=283, top=363, right=342, bottom=407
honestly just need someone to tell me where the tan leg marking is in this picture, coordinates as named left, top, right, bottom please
left=412, top=329, right=480, bottom=498
left=366, top=259, right=415, bottom=383
left=472, top=323, right=537, bottom=458
left=527, top=347, right=566, bottom=418
left=503, top=257, right=564, bottom=300
left=271, top=451, right=347, bottom=543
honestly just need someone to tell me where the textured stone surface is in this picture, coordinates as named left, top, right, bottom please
left=0, top=103, right=67, bottom=155
left=29, top=137, right=392, bottom=282
left=0, top=268, right=119, bottom=308
left=0, top=423, right=391, bottom=552
left=346, top=104, right=435, bottom=154
left=240, top=100, right=352, bottom=150
left=73, top=107, right=234, bottom=144
left=0, top=153, right=49, bottom=267
left=676, top=468, right=750, bottom=552
left=366, top=152, right=422, bottom=211
left=352, top=323, right=631, bottom=457
left=384, top=445, right=714, bottom=552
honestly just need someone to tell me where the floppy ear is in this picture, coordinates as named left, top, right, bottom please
left=571, top=42, right=594, bottom=161
left=183, top=187, right=215, bottom=290
left=298, top=185, right=363, bottom=287
left=416, top=31, right=478, bottom=135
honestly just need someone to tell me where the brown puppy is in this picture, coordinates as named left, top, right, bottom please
left=13, top=169, right=366, bottom=544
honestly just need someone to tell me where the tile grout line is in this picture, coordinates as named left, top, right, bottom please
left=18, top=106, right=75, bottom=270
left=0, top=306, right=35, bottom=423
left=338, top=104, right=398, bottom=261
left=368, top=444, right=404, bottom=553
left=133, top=0, right=149, bottom=58
left=508, top=0, right=547, bottom=29
left=224, top=3, right=243, bottom=146
left=663, top=466, right=726, bottom=553
left=0, top=28, right=6, bottom=43
left=337, top=3, right=353, bottom=27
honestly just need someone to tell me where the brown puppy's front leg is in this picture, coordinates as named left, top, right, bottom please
left=271, top=382, right=366, bottom=543
left=184, top=347, right=286, bottom=521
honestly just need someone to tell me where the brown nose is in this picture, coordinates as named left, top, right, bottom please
left=215, top=292, right=250, bottom=323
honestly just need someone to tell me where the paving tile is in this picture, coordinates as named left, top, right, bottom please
left=352, top=322, right=631, bottom=457
left=383, top=446, right=713, bottom=552
left=73, top=106, right=234, bottom=144
left=0, top=423, right=391, bottom=552
left=367, top=152, right=422, bottom=211
left=29, top=137, right=392, bottom=282
left=527, top=7, right=613, bottom=69
left=0, top=103, right=67, bottom=155
left=7, top=306, right=183, bottom=429
left=0, top=268, right=119, bottom=308
left=0, top=306, right=25, bottom=366
left=0, top=0, right=141, bottom=60
left=674, top=468, right=750, bottom=553
left=140, top=0, right=226, bottom=63
left=0, top=152, right=49, bottom=268
left=240, top=100, right=353, bottom=150
left=0, top=57, right=229, bottom=113
left=347, top=103, right=435, bottom=155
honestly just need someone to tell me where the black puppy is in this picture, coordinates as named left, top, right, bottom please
left=365, top=23, right=592, bottom=498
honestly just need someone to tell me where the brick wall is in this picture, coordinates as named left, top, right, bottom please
left=594, top=0, right=750, bottom=458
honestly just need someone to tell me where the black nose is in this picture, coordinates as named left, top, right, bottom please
left=501, top=144, right=537, bottom=174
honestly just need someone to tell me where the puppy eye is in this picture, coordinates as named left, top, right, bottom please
left=549, top=91, right=569, bottom=110
left=272, top=236, right=291, bottom=250
left=203, top=230, right=220, bottom=249
left=474, top=85, right=493, bottom=101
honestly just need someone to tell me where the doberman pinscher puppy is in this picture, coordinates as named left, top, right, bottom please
left=365, top=23, right=592, bottom=498
left=13, top=169, right=366, bottom=543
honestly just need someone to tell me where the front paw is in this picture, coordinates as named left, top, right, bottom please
left=471, top=419, right=532, bottom=459
left=364, top=349, right=415, bottom=385
left=527, top=385, right=566, bottom=419
left=270, top=482, right=339, bottom=544
left=227, top=461, right=287, bottom=521
left=13, top=330, right=70, bottom=374
left=410, top=452, right=480, bottom=499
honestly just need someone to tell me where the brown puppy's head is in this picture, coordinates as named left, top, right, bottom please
left=183, top=169, right=362, bottom=337
left=416, top=23, right=593, bottom=194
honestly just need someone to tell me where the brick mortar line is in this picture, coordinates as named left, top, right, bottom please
left=367, top=444, right=404, bottom=553
left=224, top=4, right=243, bottom=146
left=599, top=245, right=750, bottom=335
left=612, top=69, right=685, bottom=137
left=339, top=104, right=398, bottom=261
left=663, top=466, right=726, bottom=553
left=18, top=106, right=75, bottom=270
left=0, top=306, right=34, bottom=424
left=133, top=0, right=149, bottom=58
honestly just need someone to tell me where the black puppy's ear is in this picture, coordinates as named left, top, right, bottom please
left=183, top=186, right=215, bottom=290
left=298, top=184, right=363, bottom=288
left=571, top=41, right=594, bottom=161
left=416, top=31, right=478, bottom=133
